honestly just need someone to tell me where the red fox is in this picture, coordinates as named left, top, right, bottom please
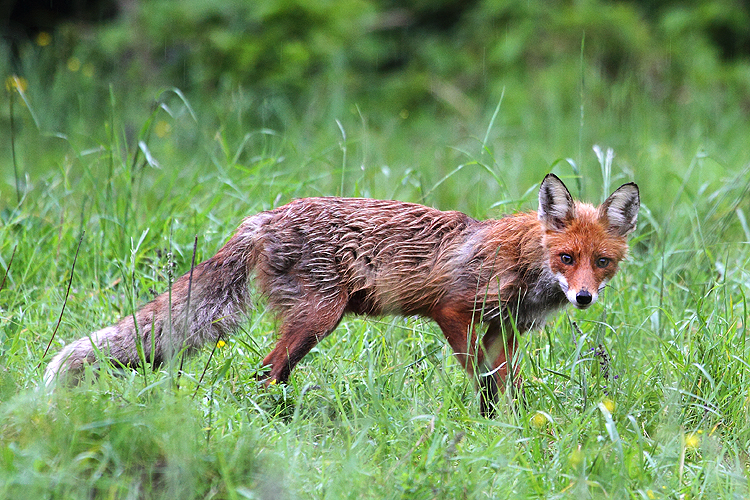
left=44, top=174, right=639, bottom=415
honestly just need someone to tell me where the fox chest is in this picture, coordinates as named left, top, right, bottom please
left=493, top=267, right=568, bottom=332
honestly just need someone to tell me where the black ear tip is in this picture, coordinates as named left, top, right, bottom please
left=539, top=173, right=572, bottom=199
left=540, top=174, right=567, bottom=195
left=619, top=183, right=640, bottom=205
left=618, top=181, right=639, bottom=194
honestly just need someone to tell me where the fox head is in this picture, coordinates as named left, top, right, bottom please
left=538, top=174, right=640, bottom=309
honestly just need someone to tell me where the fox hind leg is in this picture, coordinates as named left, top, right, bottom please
left=261, top=295, right=347, bottom=384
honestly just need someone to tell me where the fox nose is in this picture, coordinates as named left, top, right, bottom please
left=576, top=290, right=592, bottom=306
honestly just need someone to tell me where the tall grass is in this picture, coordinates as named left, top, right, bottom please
left=2, top=73, right=750, bottom=498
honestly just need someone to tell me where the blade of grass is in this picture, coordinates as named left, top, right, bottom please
left=0, top=244, right=17, bottom=294
left=40, top=231, right=85, bottom=363
left=177, top=235, right=199, bottom=387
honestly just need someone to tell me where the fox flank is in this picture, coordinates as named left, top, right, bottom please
left=44, top=174, right=639, bottom=416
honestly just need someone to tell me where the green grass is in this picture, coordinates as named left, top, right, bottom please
left=2, top=75, right=750, bottom=499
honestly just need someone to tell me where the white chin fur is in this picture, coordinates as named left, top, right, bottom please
left=556, top=274, right=598, bottom=309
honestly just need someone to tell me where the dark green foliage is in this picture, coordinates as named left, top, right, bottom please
left=5, top=0, right=750, bottom=128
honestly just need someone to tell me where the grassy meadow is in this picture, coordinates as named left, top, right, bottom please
left=3, top=22, right=750, bottom=499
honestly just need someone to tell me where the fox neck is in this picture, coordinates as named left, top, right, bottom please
left=474, top=214, right=570, bottom=332
left=504, top=264, right=569, bottom=332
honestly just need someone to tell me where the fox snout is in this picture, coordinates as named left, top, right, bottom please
left=574, top=289, right=593, bottom=307
left=557, top=277, right=600, bottom=309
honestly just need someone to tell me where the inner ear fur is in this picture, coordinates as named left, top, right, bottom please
left=598, top=182, right=640, bottom=236
left=538, top=173, right=575, bottom=231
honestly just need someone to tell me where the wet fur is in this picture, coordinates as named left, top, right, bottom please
left=45, top=175, right=638, bottom=416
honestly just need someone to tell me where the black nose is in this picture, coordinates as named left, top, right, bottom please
left=576, top=290, right=592, bottom=305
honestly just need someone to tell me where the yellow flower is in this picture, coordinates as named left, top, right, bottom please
left=530, top=411, right=548, bottom=429
left=155, top=120, right=172, bottom=138
left=685, top=432, right=700, bottom=450
left=602, top=398, right=615, bottom=414
left=216, top=339, right=226, bottom=348
left=568, top=447, right=583, bottom=467
left=67, top=57, right=81, bottom=72
left=5, top=75, right=28, bottom=93
left=36, top=32, right=52, bottom=47
left=82, top=63, right=95, bottom=78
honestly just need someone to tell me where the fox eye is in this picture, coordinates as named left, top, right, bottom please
left=560, top=253, right=574, bottom=265
left=596, top=257, right=610, bottom=269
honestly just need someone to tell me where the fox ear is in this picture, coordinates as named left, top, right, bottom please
left=599, top=182, right=640, bottom=236
left=538, top=173, right=575, bottom=230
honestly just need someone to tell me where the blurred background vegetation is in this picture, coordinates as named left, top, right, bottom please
left=2, top=0, right=750, bottom=213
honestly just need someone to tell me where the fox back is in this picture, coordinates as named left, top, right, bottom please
left=45, top=174, right=639, bottom=416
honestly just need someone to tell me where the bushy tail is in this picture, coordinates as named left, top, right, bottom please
left=44, top=215, right=268, bottom=385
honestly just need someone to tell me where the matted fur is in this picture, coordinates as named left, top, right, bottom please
left=45, top=174, right=639, bottom=415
